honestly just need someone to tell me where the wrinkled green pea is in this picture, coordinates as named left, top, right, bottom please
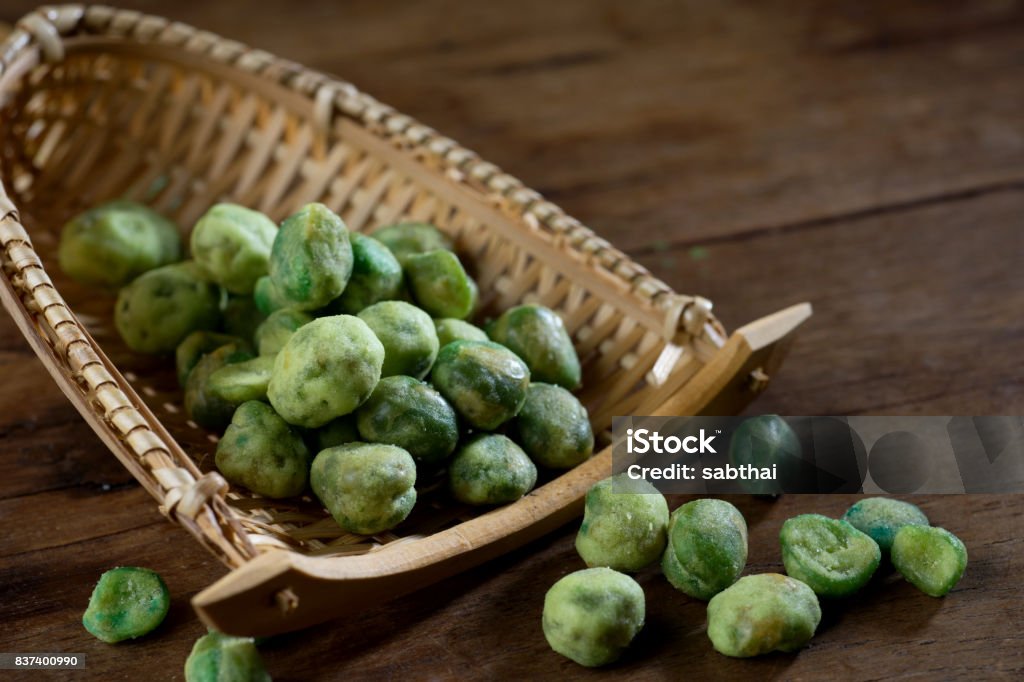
left=662, top=498, right=747, bottom=600
left=267, top=315, right=384, bottom=428
left=175, top=331, right=247, bottom=387
left=891, top=525, right=967, bottom=597
left=308, top=415, right=359, bottom=452
left=356, top=375, right=458, bottom=466
left=325, top=234, right=403, bottom=314
left=512, top=383, right=593, bottom=469
left=542, top=567, right=645, bottom=667
left=372, top=222, right=453, bottom=262
left=269, top=203, right=352, bottom=310
left=487, top=305, right=581, bottom=390
left=707, top=574, right=821, bottom=657
left=208, top=355, right=275, bottom=405
left=729, top=415, right=800, bottom=495
left=404, top=250, right=477, bottom=320
left=842, top=497, right=930, bottom=554
left=431, top=340, right=530, bottom=430
left=190, top=203, right=276, bottom=294
left=185, top=342, right=254, bottom=430
left=253, top=275, right=290, bottom=315
left=434, top=318, right=488, bottom=347
left=184, top=631, right=271, bottom=682
left=780, top=514, right=881, bottom=598
left=221, top=295, right=266, bottom=345
left=59, top=200, right=182, bottom=288
left=82, top=567, right=170, bottom=643
left=216, top=401, right=310, bottom=498
left=575, top=474, right=668, bottom=572
left=449, top=434, right=537, bottom=505
left=357, top=301, right=439, bottom=379
left=311, top=442, right=417, bottom=534
left=255, top=308, right=314, bottom=356
left=115, top=262, right=221, bottom=354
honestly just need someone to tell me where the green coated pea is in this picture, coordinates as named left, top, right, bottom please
left=357, top=301, right=439, bottom=379
left=190, top=203, right=277, bottom=294
left=356, top=375, right=458, bottom=465
left=891, top=525, right=967, bottom=597
left=267, top=315, right=384, bottom=428
left=307, top=415, right=359, bottom=452
left=255, top=308, right=314, bottom=356
left=430, top=340, right=530, bottom=430
left=311, top=442, right=417, bottom=534
left=185, top=342, right=254, bottom=430
left=59, top=200, right=182, bottom=288
left=325, top=234, right=403, bottom=314
left=575, top=474, right=669, bottom=572
left=184, top=631, right=271, bottom=682
left=780, top=514, right=881, bottom=598
left=842, top=497, right=930, bottom=554
left=404, top=250, right=478, bottom=320
left=115, top=262, right=221, bottom=354
left=82, top=567, right=170, bottom=643
left=269, top=203, right=352, bottom=310
left=216, top=401, right=310, bottom=498
left=434, top=318, right=488, bottom=347
left=449, top=434, right=537, bottom=505
left=706, top=574, right=821, bottom=657
left=253, top=275, right=290, bottom=315
left=175, top=331, right=247, bottom=387
left=221, top=295, right=266, bottom=345
left=542, top=567, right=645, bottom=667
left=512, top=383, right=593, bottom=469
left=207, top=355, right=276, bottom=405
left=728, top=415, right=800, bottom=495
left=662, top=498, right=747, bottom=600
left=371, top=222, right=453, bottom=262
left=487, top=305, right=581, bottom=389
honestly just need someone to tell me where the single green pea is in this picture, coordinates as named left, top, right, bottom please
left=175, top=331, right=247, bottom=387
left=487, top=305, right=581, bottom=390
left=254, top=308, right=314, bottom=356
left=311, top=442, right=417, bottom=535
left=404, top=250, right=478, bottom=319
left=728, top=415, right=800, bottom=495
left=190, top=203, right=277, bottom=294
left=512, top=383, right=593, bottom=469
left=184, top=631, right=271, bottom=682
left=780, top=514, right=881, bottom=598
left=842, top=497, right=930, bottom=554
left=267, top=315, right=384, bottom=428
left=221, top=295, right=267, bottom=345
left=891, top=525, right=967, bottom=597
left=356, top=375, right=458, bottom=466
left=185, top=342, right=255, bottom=430
left=82, top=567, right=170, bottom=643
left=269, top=203, right=352, bottom=310
left=114, top=262, right=222, bottom=354
left=207, top=355, right=276, bottom=405
left=357, top=301, right=439, bottom=379
left=253, top=275, right=291, bottom=315
left=542, top=567, right=645, bottom=667
left=662, top=498, right=747, bottom=600
left=59, top=200, right=182, bottom=288
left=449, top=434, right=537, bottom=505
left=575, top=474, right=669, bottom=572
left=434, top=318, right=488, bottom=347
left=371, top=222, right=453, bottom=262
left=307, top=415, right=360, bottom=453
left=706, top=574, right=821, bottom=657
left=216, top=401, right=310, bottom=498
left=325, top=234, right=404, bottom=314
left=431, top=340, right=530, bottom=430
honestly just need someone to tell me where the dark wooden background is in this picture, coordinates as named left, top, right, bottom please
left=2, top=0, right=1023, bottom=679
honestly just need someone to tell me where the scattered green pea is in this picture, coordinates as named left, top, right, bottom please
left=891, top=525, right=967, bottom=597
left=842, top=497, right=930, bottom=554
left=357, top=301, right=439, bottom=379
left=487, top=305, right=581, bottom=390
left=372, top=222, right=453, bottom=262
left=780, top=513, right=881, bottom=598
left=404, top=250, right=478, bottom=319
left=254, top=308, right=314, bottom=356
left=175, top=331, right=247, bottom=387
left=325, top=233, right=403, bottom=314
left=512, top=383, right=593, bottom=469
left=185, top=342, right=254, bottom=430
left=269, top=203, right=352, bottom=310
left=216, top=401, right=310, bottom=498
left=706, top=574, right=821, bottom=658
left=431, top=340, right=530, bottom=430
left=434, top=318, right=488, bottom=347
left=356, top=375, right=458, bottom=466
left=207, top=355, right=275, bottom=405
left=662, top=498, right=747, bottom=600
left=184, top=631, right=271, bottom=682
left=190, top=203, right=276, bottom=294
left=82, top=567, right=170, bottom=643
left=59, top=200, right=182, bottom=288
left=311, top=442, right=417, bottom=535
left=542, top=567, right=645, bottom=667
left=449, top=434, right=537, bottom=505
left=575, top=474, right=669, bottom=572
left=728, top=414, right=800, bottom=495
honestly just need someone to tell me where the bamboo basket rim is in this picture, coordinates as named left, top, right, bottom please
left=0, top=3, right=731, bottom=573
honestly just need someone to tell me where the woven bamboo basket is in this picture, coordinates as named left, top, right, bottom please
left=0, top=5, right=811, bottom=635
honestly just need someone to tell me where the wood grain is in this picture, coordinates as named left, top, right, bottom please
left=1, top=0, right=1023, bottom=679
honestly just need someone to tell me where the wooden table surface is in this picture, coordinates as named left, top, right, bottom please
left=2, top=1, right=1023, bottom=679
